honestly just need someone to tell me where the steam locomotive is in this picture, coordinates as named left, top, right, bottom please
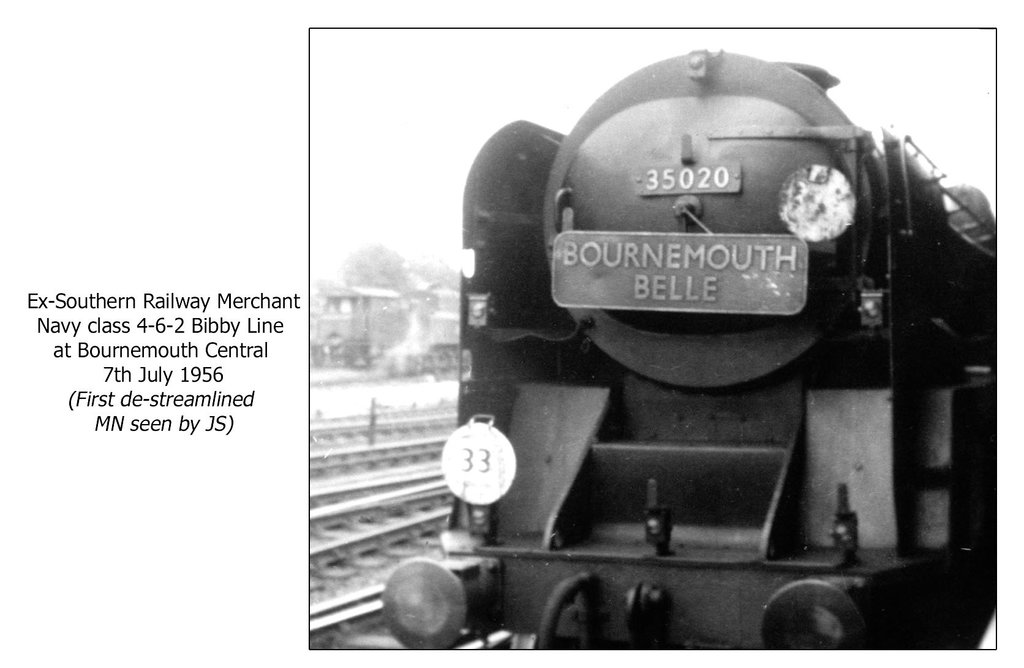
left=383, top=51, right=995, bottom=649
left=310, top=285, right=459, bottom=373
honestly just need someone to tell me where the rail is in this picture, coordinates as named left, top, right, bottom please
left=310, top=586, right=514, bottom=650
left=310, top=402, right=456, bottom=446
left=310, top=507, right=451, bottom=559
left=311, top=406, right=455, bottom=432
left=309, top=435, right=445, bottom=473
left=310, top=585, right=385, bottom=632
left=311, top=481, right=451, bottom=529
left=310, top=464, right=442, bottom=502
left=457, top=630, right=514, bottom=649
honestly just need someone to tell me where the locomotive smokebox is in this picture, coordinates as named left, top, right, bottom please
left=541, top=51, right=873, bottom=387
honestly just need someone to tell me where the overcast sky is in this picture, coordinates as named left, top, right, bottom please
left=310, top=28, right=995, bottom=283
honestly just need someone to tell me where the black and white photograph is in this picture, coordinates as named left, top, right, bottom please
left=4, top=10, right=1009, bottom=663
left=309, top=28, right=996, bottom=649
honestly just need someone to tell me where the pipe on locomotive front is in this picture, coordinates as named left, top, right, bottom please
left=535, top=573, right=597, bottom=649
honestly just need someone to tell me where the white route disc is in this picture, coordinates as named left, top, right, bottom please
left=441, top=418, right=517, bottom=506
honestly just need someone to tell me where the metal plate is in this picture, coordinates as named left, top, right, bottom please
left=635, top=163, right=741, bottom=196
left=551, top=231, right=808, bottom=315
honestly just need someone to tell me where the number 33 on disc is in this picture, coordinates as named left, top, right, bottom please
left=441, top=419, right=517, bottom=506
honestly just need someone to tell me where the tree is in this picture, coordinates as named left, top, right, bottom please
left=407, top=254, right=459, bottom=292
left=340, top=243, right=410, bottom=292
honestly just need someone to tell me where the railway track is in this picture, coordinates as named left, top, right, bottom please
left=310, top=584, right=385, bottom=632
left=311, top=480, right=451, bottom=533
left=309, top=401, right=458, bottom=646
left=310, top=463, right=442, bottom=506
left=309, top=435, right=445, bottom=476
left=310, top=506, right=450, bottom=566
left=310, top=586, right=513, bottom=649
left=310, top=404, right=456, bottom=447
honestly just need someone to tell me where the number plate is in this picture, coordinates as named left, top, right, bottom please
left=551, top=231, right=807, bottom=315
left=636, top=163, right=742, bottom=196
